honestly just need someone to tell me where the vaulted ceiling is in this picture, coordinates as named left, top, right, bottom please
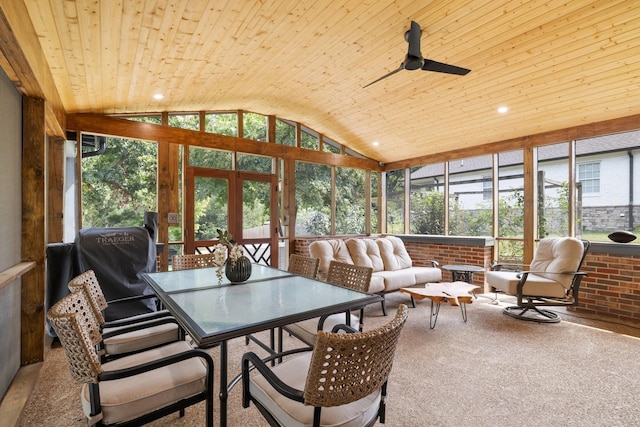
left=18, top=0, right=640, bottom=163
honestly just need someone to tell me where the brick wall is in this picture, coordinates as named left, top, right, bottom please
left=402, top=241, right=492, bottom=290
left=294, top=236, right=640, bottom=325
left=294, top=235, right=493, bottom=291
left=572, top=250, right=640, bottom=324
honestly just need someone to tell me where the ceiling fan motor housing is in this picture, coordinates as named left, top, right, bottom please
left=404, top=56, right=423, bottom=70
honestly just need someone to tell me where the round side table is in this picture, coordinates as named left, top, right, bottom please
left=441, top=264, right=484, bottom=284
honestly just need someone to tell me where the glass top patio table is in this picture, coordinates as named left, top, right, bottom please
left=142, top=263, right=383, bottom=427
left=143, top=263, right=381, bottom=346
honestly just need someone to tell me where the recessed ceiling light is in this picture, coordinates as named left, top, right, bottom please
left=153, top=93, right=164, bottom=100
left=497, top=106, right=509, bottom=114
left=372, top=141, right=379, bottom=146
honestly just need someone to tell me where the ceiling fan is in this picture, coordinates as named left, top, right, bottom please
left=363, top=20, right=471, bottom=88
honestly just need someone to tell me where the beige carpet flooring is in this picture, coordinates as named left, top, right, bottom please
left=18, top=293, right=640, bottom=426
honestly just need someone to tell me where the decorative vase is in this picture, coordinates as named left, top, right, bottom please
left=225, top=256, right=252, bottom=283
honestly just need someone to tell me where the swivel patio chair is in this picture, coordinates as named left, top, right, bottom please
left=282, top=260, right=373, bottom=347
left=242, top=304, right=408, bottom=427
left=68, top=270, right=181, bottom=360
left=47, top=290, right=214, bottom=427
left=486, top=237, right=590, bottom=323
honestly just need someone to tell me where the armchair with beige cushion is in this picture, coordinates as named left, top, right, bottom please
left=486, top=237, right=590, bottom=323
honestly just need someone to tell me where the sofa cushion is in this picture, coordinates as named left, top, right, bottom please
left=368, top=276, right=385, bottom=294
left=346, top=239, right=385, bottom=272
left=377, top=236, right=412, bottom=271
left=309, top=240, right=353, bottom=275
left=373, top=270, right=417, bottom=292
left=412, top=266, right=443, bottom=284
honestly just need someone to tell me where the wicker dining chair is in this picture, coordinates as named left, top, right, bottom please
left=172, top=253, right=219, bottom=271
left=68, top=270, right=181, bottom=360
left=287, top=254, right=320, bottom=279
left=243, top=304, right=408, bottom=427
left=48, top=290, right=214, bottom=427
left=282, top=260, right=373, bottom=347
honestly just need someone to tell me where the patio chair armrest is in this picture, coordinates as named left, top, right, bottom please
left=101, top=316, right=180, bottom=339
left=331, top=324, right=358, bottom=334
left=316, top=310, right=357, bottom=331
left=106, top=293, right=159, bottom=306
left=491, top=261, right=528, bottom=271
left=98, top=349, right=213, bottom=381
left=102, top=309, right=173, bottom=328
left=430, top=260, right=439, bottom=268
left=517, top=270, right=585, bottom=279
left=242, top=351, right=304, bottom=405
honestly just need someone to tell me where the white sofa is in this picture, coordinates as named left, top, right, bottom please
left=309, top=236, right=441, bottom=314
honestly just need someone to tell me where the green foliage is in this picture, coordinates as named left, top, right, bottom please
left=275, top=119, right=296, bottom=146
left=206, top=112, right=238, bottom=136
left=411, top=190, right=444, bottom=234
left=82, top=137, right=157, bottom=228
left=243, top=112, right=267, bottom=141
left=336, top=167, right=365, bottom=234
left=386, top=169, right=405, bottom=234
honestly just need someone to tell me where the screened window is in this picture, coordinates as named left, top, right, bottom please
left=243, top=112, right=267, bottom=142
left=537, top=142, right=570, bottom=238
left=322, top=137, right=341, bottom=154
left=295, top=161, right=331, bottom=236
left=81, top=136, right=157, bottom=228
left=386, top=169, right=405, bottom=234
left=409, top=163, right=444, bottom=235
left=371, top=172, right=379, bottom=233
left=237, top=153, right=274, bottom=173
left=205, top=112, right=238, bottom=136
left=448, top=155, right=492, bottom=236
left=300, top=126, right=319, bottom=150
left=336, top=167, right=365, bottom=234
left=169, top=113, right=199, bottom=130
left=275, top=119, right=296, bottom=146
left=189, top=146, right=233, bottom=169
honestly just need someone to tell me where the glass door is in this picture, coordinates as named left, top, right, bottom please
left=185, top=168, right=278, bottom=266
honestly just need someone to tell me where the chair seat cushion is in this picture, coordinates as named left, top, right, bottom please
left=284, top=312, right=360, bottom=346
left=486, top=271, right=566, bottom=298
left=250, top=352, right=381, bottom=427
left=82, top=341, right=207, bottom=425
left=103, top=321, right=179, bottom=355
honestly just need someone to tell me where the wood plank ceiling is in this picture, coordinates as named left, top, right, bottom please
left=22, top=0, right=640, bottom=164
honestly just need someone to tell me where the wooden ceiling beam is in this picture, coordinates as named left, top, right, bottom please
left=66, top=113, right=383, bottom=171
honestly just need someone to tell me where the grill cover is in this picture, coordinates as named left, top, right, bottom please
left=75, top=226, right=157, bottom=321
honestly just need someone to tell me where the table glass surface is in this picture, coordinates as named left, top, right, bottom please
left=144, top=263, right=294, bottom=293
left=143, top=264, right=378, bottom=345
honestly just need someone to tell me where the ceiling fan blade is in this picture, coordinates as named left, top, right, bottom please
left=422, top=59, right=471, bottom=75
left=363, top=66, right=403, bottom=88
left=407, top=21, right=422, bottom=59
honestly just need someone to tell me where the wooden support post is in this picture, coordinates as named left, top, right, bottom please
left=21, top=96, right=46, bottom=364
left=47, top=136, right=65, bottom=243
